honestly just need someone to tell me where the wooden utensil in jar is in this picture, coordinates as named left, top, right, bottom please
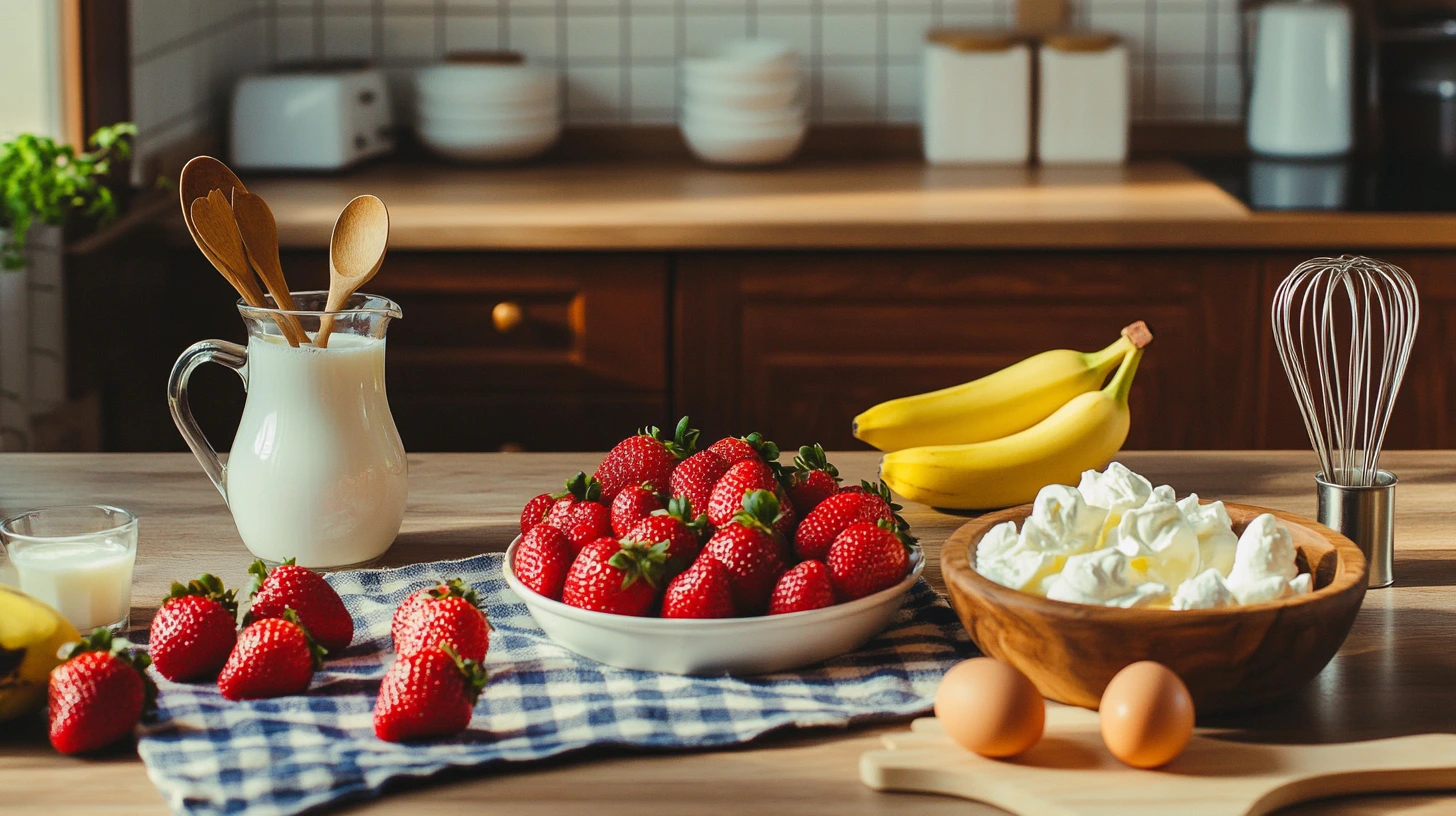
left=315, top=194, right=389, bottom=348
left=232, top=190, right=308, bottom=346
left=190, top=191, right=307, bottom=346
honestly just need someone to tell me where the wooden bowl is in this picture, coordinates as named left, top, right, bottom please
left=940, top=503, right=1368, bottom=713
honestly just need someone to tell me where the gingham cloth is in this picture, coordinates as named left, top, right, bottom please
left=136, top=553, right=975, bottom=816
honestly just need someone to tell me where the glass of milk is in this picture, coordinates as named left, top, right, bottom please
left=0, top=505, right=138, bottom=632
left=168, top=291, right=408, bottom=569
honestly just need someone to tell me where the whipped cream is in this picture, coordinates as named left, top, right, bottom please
left=969, top=465, right=1311, bottom=612
left=1176, top=494, right=1239, bottom=577
left=1170, top=568, right=1237, bottom=610
left=1045, top=548, right=1168, bottom=608
left=975, top=520, right=1058, bottom=591
left=1114, top=500, right=1202, bottom=589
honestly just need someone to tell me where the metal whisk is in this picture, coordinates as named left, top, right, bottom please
left=1272, top=255, right=1419, bottom=588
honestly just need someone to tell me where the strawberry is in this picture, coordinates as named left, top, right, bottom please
left=391, top=579, right=490, bottom=661
left=827, top=520, right=916, bottom=601
left=149, top=573, right=239, bottom=682
left=218, top=610, right=325, bottom=700
left=769, top=560, right=836, bottom=615
left=545, top=472, right=611, bottom=552
left=611, top=483, right=664, bottom=536
left=661, top=558, right=737, bottom=618
left=513, top=524, right=575, bottom=600
left=373, top=643, right=487, bottom=742
left=699, top=490, right=788, bottom=615
left=785, top=444, right=841, bottom=516
left=560, top=538, right=668, bottom=616
left=706, top=432, right=780, bottom=466
left=47, top=630, right=155, bottom=754
left=247, top=558, right=353, bottom=653
left=707, top=458, right=782, bottom=527
left=793, top=488, right=895, bottom=562
left=519, top=492, right=554, bottom=534
left=595, top=416, right=698, bottom=501
left=669, top=449, right=729, bottom=520
left=841, top=479, right=906, bottom=526
left=625, top=495, right=707, bottom=574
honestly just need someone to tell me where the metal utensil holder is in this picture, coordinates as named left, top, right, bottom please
left=1316, top=470, right=1396, bottom=589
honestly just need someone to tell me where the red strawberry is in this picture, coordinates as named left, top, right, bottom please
left=827, top=520, right=916, bottom=601
left=595, top=417, right=698, bottom=501
left=513, top=524, right=575, bottom=600
left=560, top=538, right=668, bottom=616
left=625, top=495, right=707, bottom=574
left=669, top=449, right=729, bottom=519
left=217, top=610, right=324, bottom=700
left=785, top=444, right=841, bottom=516
left=611, top=483, right=663, bottom=536
left=545, top=472, right=611, bottom=552
left=661, top=558, right=737, bottom=618
left=706, top=432, right=780, bottom=466
left=391, top=579, right=490, bottom=661
left=769, top=560, right=836, bottom=615
left=840, top=479, right=904, bottom=524
left=47, top=630, right=155, bottom=754
left=149, top=574, right=239, bottom=682
left=373, top=644, right=487, bottom=742
left=700, top=490, right=788, bottom=615
left=247, top=558, right=353, bottom=653
left=793, top=488, right=894, bottom=562
left=519, top=492, right=554, bottom=534
left=707, top=458, right=781, bottom=527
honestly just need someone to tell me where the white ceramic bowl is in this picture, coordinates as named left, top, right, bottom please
left=502, top=537, right=925, bottom=675
left=417, top=103, right=558, bottom=127
left=681, top=120, right=806, bottom=166
left=416, top=65, right=557, bottom=105
left=417, top=123, right=560, bottom=162
left=681, top=101, right=804, bottom=129
left=683, top=40, right=800, bottom=84
left=682, top=75, right=800, bottom=110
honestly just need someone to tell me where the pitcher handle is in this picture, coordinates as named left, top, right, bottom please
left=167, top=340, right=248, bottom=505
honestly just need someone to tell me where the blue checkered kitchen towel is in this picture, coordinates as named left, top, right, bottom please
left=136, top=553, right=975, bottom=816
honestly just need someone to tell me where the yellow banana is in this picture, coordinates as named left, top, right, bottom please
left=853, top=322, right=1151, bottom=452
left=880, top=345, right=1144, bottom=510
left=0, top=584, right=80, bottom=722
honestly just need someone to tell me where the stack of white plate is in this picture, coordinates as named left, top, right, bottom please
left=680, top=40, right=805, bottom=166
left=415, top=57, right=560, bottom=162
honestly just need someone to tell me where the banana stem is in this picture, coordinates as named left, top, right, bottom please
left=1105, top=346, right=1144, bottom=404
left=1084, top=333, right=1135, bottom=371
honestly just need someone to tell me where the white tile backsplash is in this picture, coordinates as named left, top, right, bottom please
left=130, top=0, right=1242, bottom=165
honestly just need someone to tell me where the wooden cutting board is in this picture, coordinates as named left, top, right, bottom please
left=861, top=707, right=1456, bottom=816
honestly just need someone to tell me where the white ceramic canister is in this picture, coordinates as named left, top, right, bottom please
left=1038, top=33, right=1130, bottom=164
left=1246, top=0, right=1354, bottom=158
left=922, top=30, right=1032, bottom=165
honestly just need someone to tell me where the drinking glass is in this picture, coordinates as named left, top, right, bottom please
left=0, top=505, right=139, bottom=633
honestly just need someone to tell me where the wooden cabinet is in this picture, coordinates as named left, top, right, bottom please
left=278, top=251, right=671, bottom=452
left=675, top=252, right=1264, bottom=451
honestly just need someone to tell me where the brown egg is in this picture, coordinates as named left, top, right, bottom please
left=935, top=657, right=1045, bottom=758
left=1099, top=661, right=1195, bottom=769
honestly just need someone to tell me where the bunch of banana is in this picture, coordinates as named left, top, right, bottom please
left=0, top=585, right=81, bottom=722
left=862, top=322, right=1152, bottom=510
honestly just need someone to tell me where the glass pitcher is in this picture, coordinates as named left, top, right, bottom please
left=168, top=291, right=407, bottom=569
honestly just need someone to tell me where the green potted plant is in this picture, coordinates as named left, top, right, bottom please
left=0, top=123, right=134, bottom=451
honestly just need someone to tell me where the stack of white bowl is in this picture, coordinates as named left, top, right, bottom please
left=415, top=56, right=560, bottom=162
left=680, top=40, right=805, bottom=166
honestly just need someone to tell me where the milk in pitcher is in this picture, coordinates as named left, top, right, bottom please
left=225, top=332, right=408, bottom=567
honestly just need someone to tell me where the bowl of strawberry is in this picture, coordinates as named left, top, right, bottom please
left=502, top=420, right=924, bottom=676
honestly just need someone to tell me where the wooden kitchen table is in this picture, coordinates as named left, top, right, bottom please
left=3, top=450, right=1455, bottom=815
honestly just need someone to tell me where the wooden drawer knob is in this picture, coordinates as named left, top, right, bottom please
left=492, top=301, right=524, bottom=333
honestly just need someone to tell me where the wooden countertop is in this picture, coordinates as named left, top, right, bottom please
left=3, top=450, right=1456, bottom=815
left=242, top=160, right=1456, bottom=251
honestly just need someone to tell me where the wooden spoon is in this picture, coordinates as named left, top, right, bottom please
left=232, top=190, right=308, bottom=346
left=316, top=194, right=389, bottom=348
left=190, top=191, right=301, bottom=344
left=179, top=156, right=248, bottom=271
